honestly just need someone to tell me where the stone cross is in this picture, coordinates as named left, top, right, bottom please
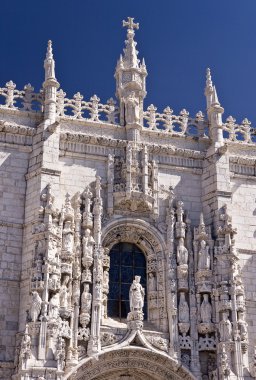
left=123, top=17, right=139, bottom=31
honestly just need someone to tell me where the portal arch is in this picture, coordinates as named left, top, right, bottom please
left=64, top=347, right=196, bottom=380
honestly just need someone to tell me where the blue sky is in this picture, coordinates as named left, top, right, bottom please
left=1, top=0, right=256, bottom=124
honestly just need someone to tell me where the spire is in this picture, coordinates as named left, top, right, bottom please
left=44, top=40, right=56, bottom=81
left=204, top=68, right=224, bottom=148
left=115, top=18, right=147, bottom=128
left=43, top=40, right=59, bottom=124
left=122, top=17, right=140, bottom=69
left=204, top=68, right=214, bottom=109
left=212, top=85, right=220, bottom=106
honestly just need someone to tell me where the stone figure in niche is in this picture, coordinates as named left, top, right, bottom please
left=219, top=312, right=232, bottom=342
left=148, top=272, right=156, bottom=292
left=34, top=257, right=43, bottom=281
left=178, top=292, right=189, bottom=323
left=62, top=221, right=73, bottom=254
left=30, top=291, right=42, bottom=322
left=129, top=276, right=145, bottom=312
left=198, top=240, right=210, bottom=270
left=48, top=238, right=58, bottom=261
left=48, top=293, right=60, bottom=319
left=83, top=229, right=94, bottom=258
left=125, top=91, right=140, bottom=124
left=95, top=283, right=102, bottom=301
left=60, top=275, right=70, bottom=308
left=237, top=311, right=248, bottom=341
left=103, top=270, right=109, bottom=291
left=81, top=284, right=92, bottom=313
left=177, top=238, right=188, bottom=266
left=200, top=293, right=212, bottom=323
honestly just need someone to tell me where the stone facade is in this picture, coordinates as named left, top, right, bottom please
left=0, top=17, right=256, bottom=380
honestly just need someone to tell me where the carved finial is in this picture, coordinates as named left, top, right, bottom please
left=206, top=67, right=213, bottom=89
left=199, top=212, right=205, bottom=227
left=46, top=40, right=53, bottom=59
left=123, top=17, right=139, bottom=31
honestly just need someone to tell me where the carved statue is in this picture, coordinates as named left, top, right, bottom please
left=48, top=293, right=60, bottom=319
left=177, top=238, right=188, bottom=266
left=178, top=292, right=189, bottom=323
left=20, top=325, right=31, bottom=365
left=198, top=240, right=210, bottom=270
left=200, top=293, right=212, bottom=323
left=59, top=275, right=70, bottom=308
left=81, top=284, right=92, bottom=313
left=148, top=272, right=156, bottom=292
left=129, top=276, right=145, bottom=312
left=30, top=291, right=42, bottom=322
left=62, top=221, right=74, bottom=254
left=55, top=336, right=66, bottom=371
left=82, top=228, right=94, bottom=257
left=103, top=270, right=109, bottom=291
left=219, top=312, right=232, bottom=342
left=237, top=311, right=248, bottom=341
left=125, top=91, right=140, bottom=124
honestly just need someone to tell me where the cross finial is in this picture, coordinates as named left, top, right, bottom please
left=122, top=17, right=139, bottom=31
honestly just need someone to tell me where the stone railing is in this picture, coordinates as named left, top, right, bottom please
left=223, top=116, right=256, bottom=143
left=143, top=105, right=208, bottom=137
left=0, top=81, right=43, bottom=111
left=56, top=90, right=119, bottom=124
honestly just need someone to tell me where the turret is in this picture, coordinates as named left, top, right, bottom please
left=115, top=17, right=147, bottom=129
left=204, top=68, right=224, bottom=148
left=43, top=40, right=60, bottom=124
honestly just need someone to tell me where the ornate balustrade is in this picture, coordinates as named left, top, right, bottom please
left=143, top=105, right=209, bottom=137
left=0, top=81, right=43, bottom=111
left=56, top=90, right=119, bottom=124
left=223, top=115, right=256, bottom=143
left=1, top=81, right=256, bottom=145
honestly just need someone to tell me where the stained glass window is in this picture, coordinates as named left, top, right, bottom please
left=108, top=242, right=147, bottom=320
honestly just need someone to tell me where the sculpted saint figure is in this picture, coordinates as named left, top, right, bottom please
left=125, top=92, right=140, bottom=125
left=83, top=229, right=94, bottom=258
left=81, top=284, right=92, bottom=313
left=200, top=293, right=212, bottom=323
left=237, top=312, right=248, bottom=341
left=177, top=238, right=188, bottom=266
left=59, top=275, right=70, bottom=308
left=129, top=276, right=145, bottom=312
left=219, top=312, right=232, bottom=342
left=48, top=293, right=60, bottom=319
left=178, top=292, right=189, bottom=323
left=198, top=240, right=210, bottom=270
left=30, top=291, right=42, bottom=322
left=148, top=272, right=156, bottom=292
left=62, top=221, right=73, bottom=254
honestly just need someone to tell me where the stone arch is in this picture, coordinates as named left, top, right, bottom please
left=64, top=347, right=196, bottom=380
left=102, top=218, right=167, bottom=259
left=102, top=218, right=168, bottom=329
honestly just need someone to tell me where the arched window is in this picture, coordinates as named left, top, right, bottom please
left=108, top=242, right=147, bottom=320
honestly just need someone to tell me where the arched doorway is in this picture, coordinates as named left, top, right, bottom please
left=64, top=347, right=197, bottom=380
left=108, top=242, right=147, bottom=320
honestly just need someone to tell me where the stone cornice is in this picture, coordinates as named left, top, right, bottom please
left=59, top=132, right=205, bottom=160
left=25, top=167, right=61, bottom=180
left=0, top=119, right=36, bottom=146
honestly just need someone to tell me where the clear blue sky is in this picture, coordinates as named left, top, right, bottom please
left=1, top=0, right=256, bottom=124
